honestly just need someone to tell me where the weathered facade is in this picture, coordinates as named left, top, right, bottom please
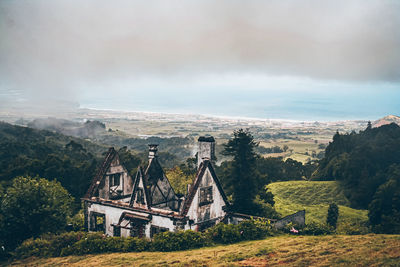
left=83, top=136, right=232, bottom=238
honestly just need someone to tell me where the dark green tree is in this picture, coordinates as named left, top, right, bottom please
left=368, top=164, right=400, bottom=233
left=222, top=129, right=259, bottom=213
left=0, top=176, right=74, bottom=250
left=118, top=147, right=142, bottom=176
left=327, top=203, right=339, bottom=229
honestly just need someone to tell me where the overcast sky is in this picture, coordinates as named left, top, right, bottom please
left=0, top=0, right=399, bottom=120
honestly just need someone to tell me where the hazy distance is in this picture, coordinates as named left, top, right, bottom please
left=1, top=0, right=399, bottom=121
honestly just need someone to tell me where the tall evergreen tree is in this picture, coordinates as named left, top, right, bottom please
left=327, top=203, right=339, bottom=229
left=223, top=129, right=259, bottom=213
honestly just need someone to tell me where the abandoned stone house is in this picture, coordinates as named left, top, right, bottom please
left=83, top=136, right=245, bottom=238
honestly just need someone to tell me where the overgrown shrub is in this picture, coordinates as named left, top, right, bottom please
left=124, top=237, right=150, bottom=252
left=60, top=232, right=108, bottom=256
left=301, top=222, right=335, bottom=235
left=152, top=230, right=206, bottom=251
left=67, top=210, right=85, bottom=232
left=237, top=219, right=274, bottom=240
left=206, top=219, right=274, bottom=244
left=337, top=222, right=369, bottom=235
left=13, top=219, right=275, bottom=259
left=206, top=223, right=241, bottom=244
left=14, top=231, right=86, bottom=259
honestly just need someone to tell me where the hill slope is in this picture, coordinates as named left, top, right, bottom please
left=267, top=181, right=368, bottom=230
left=10, top=235, right=400, bottom=266
left=373, top=114, right=400, bottom=127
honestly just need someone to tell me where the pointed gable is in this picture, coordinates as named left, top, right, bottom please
left=85, top=147, right=117, bottom=198
left=181, top=160, right=229, bottom=218
left=144, top=157, right=179, bottom=210
left=85, top=147, right=134, bottom=200
left=130, top=167, right=151, bottom=209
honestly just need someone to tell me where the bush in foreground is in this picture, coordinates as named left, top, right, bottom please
left=152, top=230, right=206, bottom=251
left=13, top=219, right=274, bottom=258
left=300, top=222, right=335, bottom=235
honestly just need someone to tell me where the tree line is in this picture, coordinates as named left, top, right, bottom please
left=313, top=122, right=400, bottom=233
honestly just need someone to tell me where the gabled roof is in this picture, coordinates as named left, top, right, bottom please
left=144, top=157, right=178, bottom=206
left=181, top=160, right=229, bottom=216
left=84, top=147, right=117, bottom=198
left=129, top=166, right=151, bottom=208
left=144, top=157, right=166, bottom=186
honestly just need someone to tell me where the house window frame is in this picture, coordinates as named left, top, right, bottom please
left=130, top=220, right=145, bottom=238
left=89, top=212, right=106, bottom=233
left=109, top=173, right=121, bottom=187
left=113, top=225, right=121, bottom=237
left=109, top=173, right=123, bottom=199
left=199, top=186, right=213, bottom=206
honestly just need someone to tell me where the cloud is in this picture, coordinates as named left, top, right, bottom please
left=0, top=0, right=399, bottom=106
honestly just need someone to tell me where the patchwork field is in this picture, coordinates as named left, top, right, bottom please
left=267, top=181, right=369, bottom=232
left=9, top=235, right=400, bottom=266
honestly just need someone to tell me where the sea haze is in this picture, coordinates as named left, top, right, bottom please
left=80, top=82, right=400, bottom=122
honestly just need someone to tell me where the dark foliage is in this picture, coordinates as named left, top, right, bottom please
left=327, top=203, right=339, bottom=229
left=300, top=222, right=335, bottom=235
left=314, top=123, right=400, bottom=209
left=368, top=164, right=400, bottom=233
left=222, top=129, right=260, bottom=213
left=117, top=147, right=142, bottom=176
left=0, top=176, right=74, bottom=250
left=151, top=230, right=206, bottom=251
left=206, top=219, right=274, bottom=244
left=313, top=123, right=400, bottom=233
left=0, top=122, right=102, bottom=203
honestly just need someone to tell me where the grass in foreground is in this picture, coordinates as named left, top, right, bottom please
left=9, top=234, right=400, bottom=266
left=267, top=181, right=368, bottom=231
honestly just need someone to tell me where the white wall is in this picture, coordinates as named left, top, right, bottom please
left=87, top=202, right=178, bottom=237
left=186, top=168, right=226, bottom=225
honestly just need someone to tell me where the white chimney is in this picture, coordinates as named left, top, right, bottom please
left=148, top=144, right=158, bottom=159
left=197, top=136, right=215, bottom=168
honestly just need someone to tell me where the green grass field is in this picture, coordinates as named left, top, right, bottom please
left=10, top=235, right=400, bottom=266
left=267, top=181, right=369, bottom=232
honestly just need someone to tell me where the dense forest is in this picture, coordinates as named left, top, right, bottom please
left=313, top=123, right=400, bottom=232
left=26, top=117, right=194, bottom=166
left=0, top=122, right=106, bottom=205
left=0, top=122, right=186, bottom=204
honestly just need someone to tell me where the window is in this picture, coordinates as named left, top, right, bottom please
left=109, top=173, right=123, bottom=199
left=130, top=220, right=145, bottom=238
left=199, top=186, right=213, bottom=205
left=113, top=226, right=121, bottom=237
left=110, top=173, right=121, bottom=187
left=150, top=225, right=169, bottom=238
left=136, top=188, right=145, bottom=204
left=90, top=212, right=105, bottom=233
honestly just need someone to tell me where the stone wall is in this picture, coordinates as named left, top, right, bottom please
left=273, top=210, right=306, bottom=229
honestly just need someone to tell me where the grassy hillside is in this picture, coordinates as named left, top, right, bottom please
left=10, top=235, right=400, bottom=266
left=267, top=181, right=368, bottom=230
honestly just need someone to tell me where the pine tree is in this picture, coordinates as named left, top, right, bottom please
left=223, top=129, right=259, bottom=213
left=327, top=203, right=339, bottom=229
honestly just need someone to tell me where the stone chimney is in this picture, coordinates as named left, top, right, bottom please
left=197, top=136, right=215, bottom=168
left=148, top=144, right=158, bottom=159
